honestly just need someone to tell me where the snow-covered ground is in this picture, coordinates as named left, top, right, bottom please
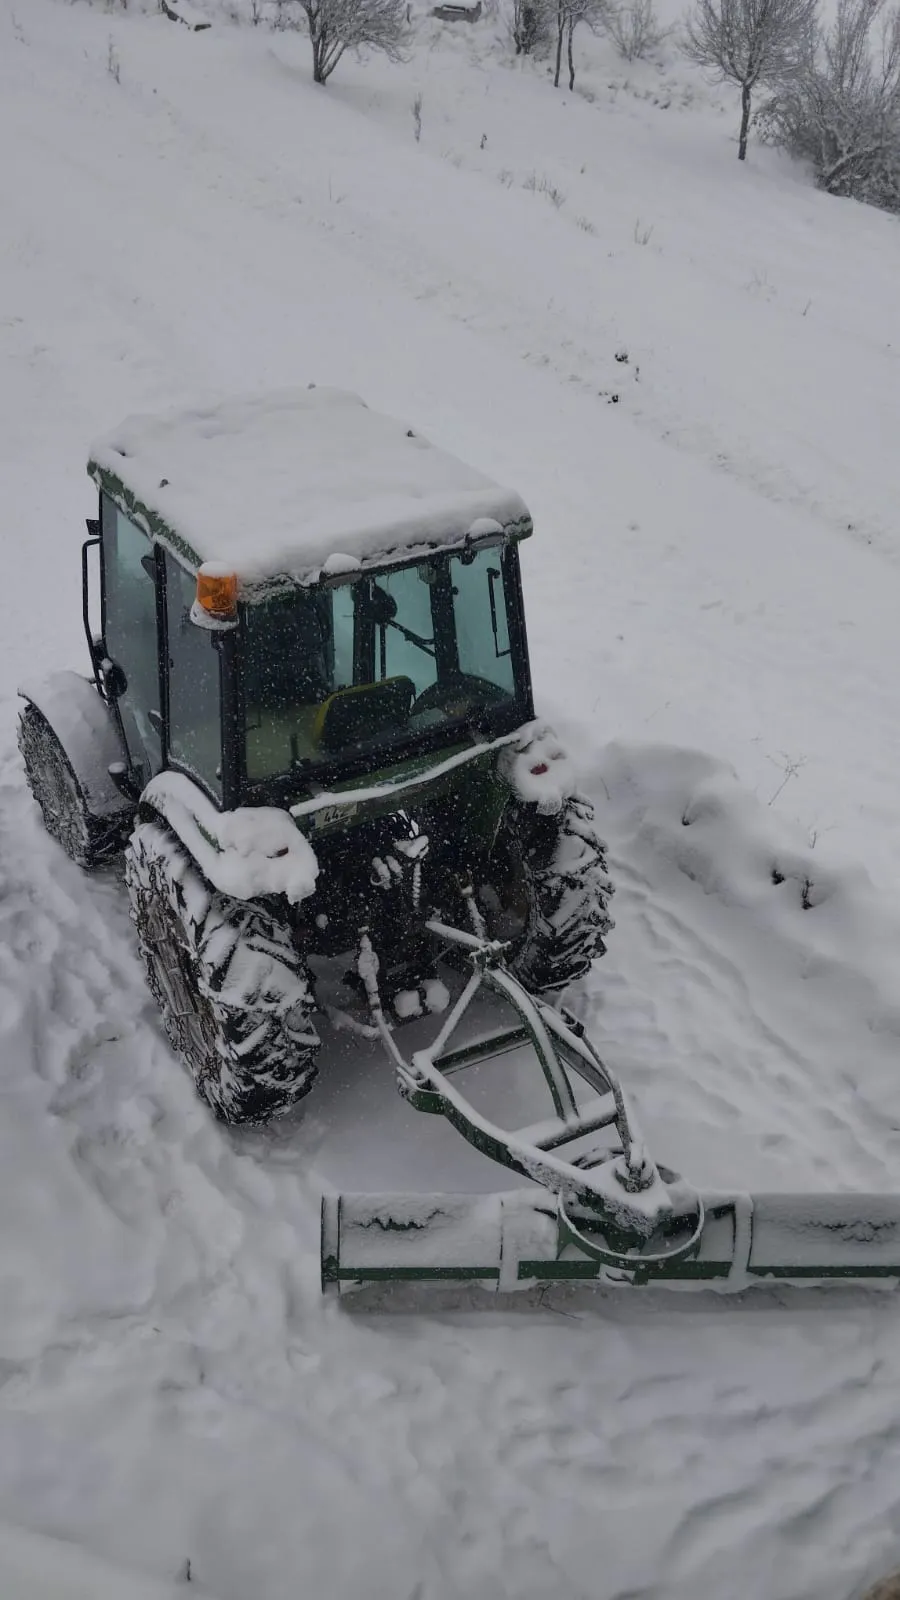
left=3, top=1, right=900, bottom=1596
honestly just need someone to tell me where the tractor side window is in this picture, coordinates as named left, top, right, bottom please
left=450, top=548, right=515, bottom=697
left=165, top=555, right=222, bottom=799
left=102, top=496, right=162, bottom=776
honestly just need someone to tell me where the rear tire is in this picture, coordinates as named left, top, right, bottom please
left=18, top=701, right=111, bottom=868
left=486, top=795, right=614, bottom=993
left=126, top=819, right=320, bottom=1123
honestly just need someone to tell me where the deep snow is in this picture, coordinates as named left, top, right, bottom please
left=3, top=2, right=900, bottom=1597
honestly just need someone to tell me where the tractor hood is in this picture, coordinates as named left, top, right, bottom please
left=289, top=730, right=520, bottom=839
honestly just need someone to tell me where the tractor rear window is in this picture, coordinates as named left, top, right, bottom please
left=242, top=546, right=521, bottom=783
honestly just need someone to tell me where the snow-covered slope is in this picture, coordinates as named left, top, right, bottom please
left=0, top=1524, right=212, bottom=1600
left=3, top=3, right=900, bottom=1597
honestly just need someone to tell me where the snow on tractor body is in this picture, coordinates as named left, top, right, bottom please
left=19, top=388, right=900, bottom=1296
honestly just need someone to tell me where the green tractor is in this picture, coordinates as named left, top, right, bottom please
left=22, top=387, right=900, bottom=1293
left=19, top=388, right=613, bottom=1125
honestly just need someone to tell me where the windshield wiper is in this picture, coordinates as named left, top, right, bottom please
left=386, top=619, right=435, bottom=657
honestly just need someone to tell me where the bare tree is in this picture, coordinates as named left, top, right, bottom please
left=759, top=0, right=900, bottom=208
left=683, top=0, right=818, bottom=158
left=553, top=0, right=607, bottom=87
left=277, top=0, right=409, bottom=82
left=604, top=0, right=668, bottom=59
left=511, top=0, right=553, bottom=52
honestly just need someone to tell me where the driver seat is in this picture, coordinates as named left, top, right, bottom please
left=312, top=677, right=415, bottom=754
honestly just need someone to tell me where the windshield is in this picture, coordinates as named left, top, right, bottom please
left=242, top=546, right=522, bottom=783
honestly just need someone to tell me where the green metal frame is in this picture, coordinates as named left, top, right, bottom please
left=322, top=917, right=900, bottom=1297
left=349, top=913, right=705, bottom=1274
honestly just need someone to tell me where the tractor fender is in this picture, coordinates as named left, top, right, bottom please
left=18, top=670, right=133, bottom=822
left=141, top=770, right=319, bottom=906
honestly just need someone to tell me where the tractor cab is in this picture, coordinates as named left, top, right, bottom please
left=82, top=388, right=535, bottom=810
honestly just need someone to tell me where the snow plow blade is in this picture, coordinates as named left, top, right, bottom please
left=321, top=1190, right=900, bottom=1295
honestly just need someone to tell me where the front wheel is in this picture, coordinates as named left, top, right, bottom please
left=483, top=795, right=614, bottom=993
left=126, top=819, right=320, bottom=1123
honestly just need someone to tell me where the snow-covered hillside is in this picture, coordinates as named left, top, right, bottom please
left=3, top=2, right=900, bottom=1597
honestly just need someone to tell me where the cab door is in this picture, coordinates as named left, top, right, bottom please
left=101, top=494, right=163, bottom=781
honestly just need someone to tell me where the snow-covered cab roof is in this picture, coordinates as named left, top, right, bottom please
left=88, top=388, right=533, bottom=597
